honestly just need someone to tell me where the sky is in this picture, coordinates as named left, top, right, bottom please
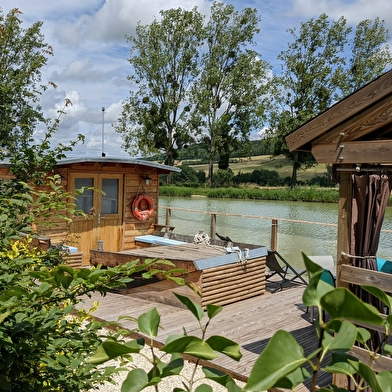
left=2, top=0, right=392, bottom=158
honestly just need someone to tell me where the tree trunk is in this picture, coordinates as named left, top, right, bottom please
left=208, top=153, right=214, bottom=186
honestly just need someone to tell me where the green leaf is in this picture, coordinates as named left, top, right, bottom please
left=194, top=385, right=213, bottom=392
left=202, top=367, right=242, bottom=392
left=323, top=321, right=357, bottom=352
left=151, top=353, right=184, bottom=378
left=324, top=352, right=359, bottom=376
left=321, top=288, right=384, bottom=325
left=138, top=307, right=160, bottom=337
left=87, top=339, right=144, bottom=364
left=382, top=343, right=392, bottom=355
left=173, top=292, right=204, bottom=321
left=356, top=327, right=371, bottom=346
left=302, top=253, right=334, bottom=309
left=121, top=368, right=149, bottom=392
left=349, top=360, right=383, bottom=392
left=206, top=303, right=222, bottom=319
left=362, top=285, right=392, bottom=311
left=376, top=371, right=392, bottom=392
left=161, top=336, right=218, bottom=360
left=246, top=330, right=308, bottom=391
left=205, top=335, right=242, bottom=361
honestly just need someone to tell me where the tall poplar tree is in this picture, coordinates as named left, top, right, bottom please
left=192, top=2, right=270, bottom=185
left=115, top=7, right=204, bottom=169
left=266, top=14, right=392, bottom=186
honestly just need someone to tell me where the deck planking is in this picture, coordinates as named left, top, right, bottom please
left=78, top=281, right=331, bottom=390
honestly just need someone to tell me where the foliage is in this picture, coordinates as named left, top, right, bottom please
left=171, top=164, right=204, bottom=187
left=191, top=2, right=270, bottom=185
left=115, top=7, right=204, bottom=169
left=0, top=178, right=184, bottom=391
left=212, top=168, right=234, bottom=188
left=0, top=8, right=52, bottom=156
left=246, top=254, right=392, bottom=391
left=8, top=99, right=84, bottom=186
left=88, top=292, right=243, bottom=392
left=233, top=169, right=287, bottom=187
left=89, top=254, right=392, bottom=391
left=159, top=184, right=340, bottom=203
left=266, top=13, right=392, bottom=186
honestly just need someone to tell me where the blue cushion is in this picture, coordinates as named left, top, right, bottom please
left=376, top=258, right=392, bottom=274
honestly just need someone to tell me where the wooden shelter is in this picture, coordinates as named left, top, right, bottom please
left=0, top=156, right=180, bottom=266
left=286, top=68, right=392, bottom=387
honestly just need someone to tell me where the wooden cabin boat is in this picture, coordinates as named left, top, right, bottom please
left=0, top=156, right=268, bottom=308
left=0, top=156, right=179, bottom=265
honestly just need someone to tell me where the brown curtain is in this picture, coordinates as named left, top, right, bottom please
left=348, top=172, right=392, bottom=390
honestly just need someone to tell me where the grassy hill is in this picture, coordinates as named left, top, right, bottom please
left=188, top=155, right=330, bottom=182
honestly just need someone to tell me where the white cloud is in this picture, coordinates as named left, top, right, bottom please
left=288, top=0, right=392, bottom=29
left=1, top=0, right=391, bottom=157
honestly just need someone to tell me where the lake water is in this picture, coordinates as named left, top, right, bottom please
left=158, top=196, right=392, bottom=269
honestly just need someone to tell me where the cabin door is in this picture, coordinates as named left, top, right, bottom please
left=70, top=173, right=123, bottom=265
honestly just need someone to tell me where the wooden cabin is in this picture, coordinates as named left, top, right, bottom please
left=286, top=68, right=392, bottom=387
left=0, top=156, right=180, bottom=266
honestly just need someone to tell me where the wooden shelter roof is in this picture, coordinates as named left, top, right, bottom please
left=285, top=69, right=392, bottom=165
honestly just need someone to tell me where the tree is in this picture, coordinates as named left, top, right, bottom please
left=115, top=7, right=204, bottom=174
left=0, top=8, right=53, bottom=156
left=266, top=14, right=392, bottom=187
left=342, top=17, right=392, bottom=96
left=192, top=2, right=270, bottom=186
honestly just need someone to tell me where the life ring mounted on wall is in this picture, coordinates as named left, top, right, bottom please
left=132, top=194, right=154, bottom=221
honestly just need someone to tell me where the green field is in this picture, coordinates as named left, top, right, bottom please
left=188, top=155, right=330, bottom=182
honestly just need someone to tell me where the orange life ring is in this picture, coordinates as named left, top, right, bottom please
left=132, top=194, right=154, bottom=221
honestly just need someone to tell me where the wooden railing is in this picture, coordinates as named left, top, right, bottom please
left=159, top=206, right=392, bottom=252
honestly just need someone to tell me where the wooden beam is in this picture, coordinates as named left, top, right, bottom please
left=313, top=95, right=392, bottom=146
left=312, top=140, right=392, bottom=164
left=286, top=70, right=392, bottom=151
left=336, top=169, right=352, bottom=290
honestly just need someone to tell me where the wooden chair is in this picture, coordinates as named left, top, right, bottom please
left=266, top=250, right=308, bottom=293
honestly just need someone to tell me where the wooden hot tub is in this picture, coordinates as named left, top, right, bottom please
left=90, top=240, right=267, bottom=308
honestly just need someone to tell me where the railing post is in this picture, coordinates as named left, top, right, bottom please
left=165, top=208, right=172, bottom=227
left=270, top=219, right=278, bottom=251
left=210, top=213, right=216, bottom=239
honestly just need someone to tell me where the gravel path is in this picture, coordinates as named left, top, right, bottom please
left=96, top=345, right=246, bottom=391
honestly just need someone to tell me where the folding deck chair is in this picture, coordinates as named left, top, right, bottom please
left=266, top=250, right=308, bottom=292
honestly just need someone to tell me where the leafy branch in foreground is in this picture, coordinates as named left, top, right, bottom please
left=89, top=254, right=392, bottom=392
left=246, top=254, right=392, bottom=392
left=88, top=292, right=243, bottom=392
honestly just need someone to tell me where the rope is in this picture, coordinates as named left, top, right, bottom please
left=193, top=230, right=210, bottom=245
left=341, top=251, right=376, bottom=259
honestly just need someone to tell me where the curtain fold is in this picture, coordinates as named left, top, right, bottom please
left=348, top=172, right=392, bottom=391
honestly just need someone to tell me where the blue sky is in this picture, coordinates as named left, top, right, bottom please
left=2, top=0, right=392, bottom=157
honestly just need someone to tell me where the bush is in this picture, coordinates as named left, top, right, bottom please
left=0, top=179, right=181, bottom=390
left=212, top=169, right=234, bottom=187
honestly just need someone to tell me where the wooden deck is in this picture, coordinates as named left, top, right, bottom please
left=78, top=280, right=331, bottom=390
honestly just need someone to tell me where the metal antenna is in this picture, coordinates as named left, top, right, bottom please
left=101, top=107, right=106, bottom=157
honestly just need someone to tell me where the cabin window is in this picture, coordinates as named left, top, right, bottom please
left=74, top=178, right=94, bottom=214
left=101, top=179, right=118, bottom=214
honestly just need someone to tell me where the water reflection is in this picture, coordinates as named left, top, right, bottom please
left=159, top=196, right=392, bottom=269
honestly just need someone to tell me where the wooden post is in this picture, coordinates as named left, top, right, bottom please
left=334, top=167, right=352, bottom=389
left=210, top=214, right=216, bottom=239
left=270, top=219, right=278, bottom=251
left=165, top=208, right=172, bottom=228
left=336, top=168, right=352, bottom=289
